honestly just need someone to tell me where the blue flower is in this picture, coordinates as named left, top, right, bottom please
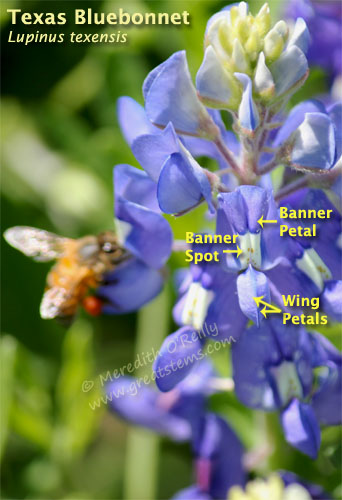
left=97, top=164, right=172, bottom=313
left=131, top=123, right=215, bottom=214
left=172, top=413, right=245, bottom=499
left=275, top=188, right=341, bottom=314
left=232, top=318, right=342, bottom=458
left=273, top=100, right=342, bottom=171
left=116, top=96, right=240, bottom=214
left=143, top=51, right=220, bottom=139
left=106, top=360, right=215, bottom=441
left=174, top=186, right=284, bottom=331
left=286, top=0, right=342, bottom=82
left=171, top=185, right=340, bottom=346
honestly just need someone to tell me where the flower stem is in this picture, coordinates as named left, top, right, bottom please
left=214, top=136, right=241, bottom=177
left=275, top=175, right=310, bottom=201
left=123, top=287, right=170, bottom=500
left=258, top=157, right=279, bottom=175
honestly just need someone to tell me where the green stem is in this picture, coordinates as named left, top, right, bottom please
left=123, top=286, right=170, bottom=500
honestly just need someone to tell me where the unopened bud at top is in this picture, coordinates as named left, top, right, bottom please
left=198, top=2, right=310, bottom=113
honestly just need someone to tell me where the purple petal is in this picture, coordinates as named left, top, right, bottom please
left=114, top=163, right=159, bottom=211
left=157, top=152, right=213, bottom=214
left=311, top=362, right=342, bottom=426
left=144, top=51, right=217, bottom=138
left=232, top=322, right=281, bottom=410
left=270, top=45, right=308, bottom=96
left=273, top=100, right=326, bottom=147
left=234, top=73, right=260, bottom=132
left=106, top=377, right=191, bottom=441
left=290, top=112, right=336, bottom=171
left=279, top=188, right=341, bottom=279
left=321, top=280, right=342, bottom=322
left=117, top=96, right=156, bottom=146
left=237, top=266, right=270, bottom=325
left=193, top=414, right=245, bottom=498
left=217, top=186, right=269, bottom=235
left=131, top=122, right=179, bottom=182
left=99, top=259, right=163, bottom=314
left=287, top=17, right=311, bottom=54
left=172, top=486, right=211, bottom=500
left=153, top=326, right=203, bottom=392
left=328, top=102, right=342, bottom=160
left=114, top=164, right=172, bottom=268
left=281, top=398, right=321, bottom=458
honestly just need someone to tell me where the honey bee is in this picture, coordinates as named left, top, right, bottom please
left=4, top=226, right=128, bottom=323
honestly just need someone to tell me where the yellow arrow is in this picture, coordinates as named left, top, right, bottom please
left=253, top=296, right=282, bottom=318
left=260, top=306, right=282, bottom=318
left=258, top=215, right=278, bottom=228
left=223, top=246, right=242, bottom=258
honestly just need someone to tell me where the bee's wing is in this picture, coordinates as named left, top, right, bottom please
left=40, top=287, right=72, bottom=319
left=4, top=226, right=69, bottom=262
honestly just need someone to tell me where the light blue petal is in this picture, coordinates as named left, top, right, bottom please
left=281, top=399, right=321, bottom=459
left=172, top=486, right=211, bottom=500
left=236, top=266, right=270, bottom=325
left=287, top=17, right=311, bottom=54
left=328, top=102, right=342, bottom=161
left=312, top=363, right=342, bottom=426
left=196, top=46, right=239, bottom=109
left=114, top=163, right=159, bottom=212
left=117, top=96, right=156, bottom=146
left=157, top=152, right=213, bottom=214
left=291, top=112, right=336, bottom=170
left=234, top=73, right=260, bottom=132
left=153, top=327, right=203, bottom=392
left=232, top=322, right=280, bottom=410
left=321, top=280, right=342, bottom=322
left=131, top=122, right=179, bottom=182
left=106, top=377, right=191, bottom=441
left=273, top=100, right=326, bottom=147
left=114, top=164, right=173, bottom=267
left=99, top=259, right=164, bottom=314
left=217, top=186, right=268, bottom=234
left=271, top=45, right=308, bottom=96
left=116, top=200, right=172, bottom=268
left=144, top=51, right=215, bottom=137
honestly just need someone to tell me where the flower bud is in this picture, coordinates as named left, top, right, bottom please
left=200, top=1, right=309, bottom=108
left=255, top=3, right=271, bottom=37
left=245, top=28, right=262, bottom=61
left=232, top=39, right=250, bottom=73
left=264, top=26, right=285, bottom=62
left=254, top=52, right=275, bottom=99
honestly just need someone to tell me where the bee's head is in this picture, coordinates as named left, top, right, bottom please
left=97, top=232, right=119, bottom=254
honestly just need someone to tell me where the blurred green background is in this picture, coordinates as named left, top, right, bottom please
left=1, top=1, right=341, bottom=499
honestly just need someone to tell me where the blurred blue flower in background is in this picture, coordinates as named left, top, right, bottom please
left=286, top=0, right=342, bottom=83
